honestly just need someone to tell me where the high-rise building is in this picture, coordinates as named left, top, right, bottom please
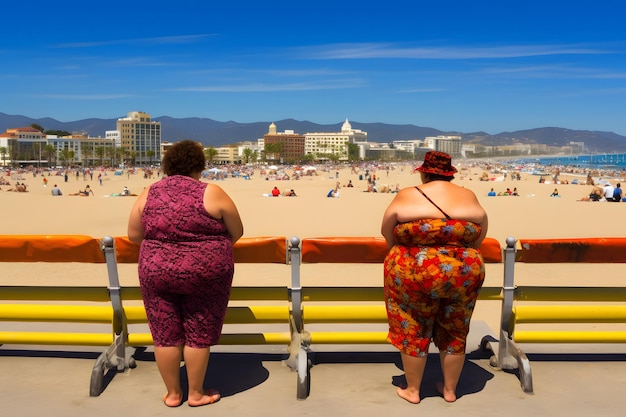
left=116, top=111, right=161, bottom=166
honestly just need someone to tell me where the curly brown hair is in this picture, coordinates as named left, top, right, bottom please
left=161, top=140, right=206, bottom=176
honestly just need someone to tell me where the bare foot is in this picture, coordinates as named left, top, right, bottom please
left=436, top=381, right=457, bottom=402
left=396, top=386, right=421, bottom=404
left=162, top=393, right=183, bottom=407
left=188, top=389, right=220, bottom=407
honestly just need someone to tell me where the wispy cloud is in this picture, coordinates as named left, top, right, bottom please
left=170, top=79, right=364, bottom=92
left=397, top=88, right=446, bottom=93
left=106, top=57, right=181, bottom=68
left=297, top=42, right=616, bottom=60
left=54, top=34, right=215, bottom=49
left=183, top=67, right=355, bottom=78
left=480, top=64, right=626, bottom=79
left=35, top=94, right=137, bottom=100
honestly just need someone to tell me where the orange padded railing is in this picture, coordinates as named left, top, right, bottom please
left=516, top=237, right=626, bottom=263
left=300, top=236, right=502, bottom=263
left=0, top=235, right=289, bottom=264
left=0, top=235, right=104, bottom=263
left=112, top=235, right=288, bottom=264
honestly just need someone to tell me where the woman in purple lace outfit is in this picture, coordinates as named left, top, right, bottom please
left=128, top=140, right=243, bottom=407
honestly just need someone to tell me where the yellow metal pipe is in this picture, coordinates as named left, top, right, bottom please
left=0, top=304, right=113, bottom=323
left=514, top=330, right=626, bottom=343
left=516, top=286, right=626, bottom=302
left=0, top=331, right=113, bottom=346
left=302, top=287, right=383, bottom=302
left=127, top=332, right=292, bottom=346
left=303, top=305, right=387, bottom=323
left=118, top=286, right=292, bottom=302
left=229, top=287, right=290, bottom=301
left=224, top=306, right=290, bottom=323
left=514, top=305, right=626, bottom=323
left=300, top=286, right=501, bottom=302
left=219, top=333, right=292, bottom=345
left=0, top=286, right=110, bottom=302
left=120, top=287, right=143, bottom=301
left=477, top=286, right=502, bottom=300
left=308, top=331, right=388, bottom=344
left=123, top=305, right=291, bottom=324
left=128, top=333, right=153, bottom=346
left=123, top=306, right=148, bottom=323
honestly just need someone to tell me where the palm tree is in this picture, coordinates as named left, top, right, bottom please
left=348, top=143, right=360, bottom=162
left=116, top=148, right=126, bottom=167
left=0, top=146, right=7, bottom=167
left=95, top=146, right=106, bottom=166
left=44, top=144, right=56, bottom=167
left=204, top=147, right=218, bottom=164
left=59, top=149, right=74, bottom=167
left=105, top=147, right=117, bottom=167
left=264, top=142, right=283, bottom=162
left=242, top=148, right=253, bottom=164
left=146, top=150, right=155, bottom=166
left=30, top=123, right=44, bottom=132
left=81, top=144, right=93, bottom=168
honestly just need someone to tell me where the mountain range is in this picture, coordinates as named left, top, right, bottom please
left=2, top=112, right=625, bottom=153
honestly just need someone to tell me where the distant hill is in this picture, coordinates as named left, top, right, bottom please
left=1, top=112, right=625, bottom=152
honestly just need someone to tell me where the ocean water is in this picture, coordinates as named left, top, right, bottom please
left=516, top=153, right=626, bottom=169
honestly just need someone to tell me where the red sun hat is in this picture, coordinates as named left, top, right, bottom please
left=414, top=151, right=457, bottom=176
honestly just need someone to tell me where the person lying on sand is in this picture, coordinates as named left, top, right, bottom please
left=6, top=182, right=28, bottom=192
left=69, top=185, right=94, bottom=196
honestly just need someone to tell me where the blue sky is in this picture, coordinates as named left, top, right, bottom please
left=3, top=1, right=626, bottom=135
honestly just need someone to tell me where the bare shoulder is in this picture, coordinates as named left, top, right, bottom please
left=396, top=186, right=418, bottom=198
left=204, top=182, right=227, bottom=195
left=203, top=183, right=233, bottom=204
left=444, top=182, right=477, bottom=197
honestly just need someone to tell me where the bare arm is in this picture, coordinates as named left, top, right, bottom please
left=127, top=187, right=149, bottom=245
left=381, top=190, right=408, bottom=249
left=466, top=191, right=489, bottom=249
left=205, top=184, right=244, bottom=244
left=474, top=213, right=489, bottom=249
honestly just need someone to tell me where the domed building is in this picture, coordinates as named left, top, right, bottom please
left=304, top=118, right=367, bottom=162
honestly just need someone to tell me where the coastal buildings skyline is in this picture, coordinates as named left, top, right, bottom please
left=0, top=110, right=468, bottom=166
left=1, top=108, right=590, bottom=167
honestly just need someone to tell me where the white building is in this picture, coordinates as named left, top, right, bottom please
left=237, top=140, right=264, bottom=162
left=304, top=118, right=367, bottom=161
left=391, top=139, right=424, bottom=153
left=106, top=130, right=121, bottom=147
left=423, top=135, right=462, bottom=156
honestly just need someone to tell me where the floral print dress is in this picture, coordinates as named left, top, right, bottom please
left=384, top=218, right=485, bottom=357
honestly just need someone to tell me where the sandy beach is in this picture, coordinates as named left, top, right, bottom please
left=2, top=162, right=626, bottom=334
left=3, top=163, right=625, bottom=240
